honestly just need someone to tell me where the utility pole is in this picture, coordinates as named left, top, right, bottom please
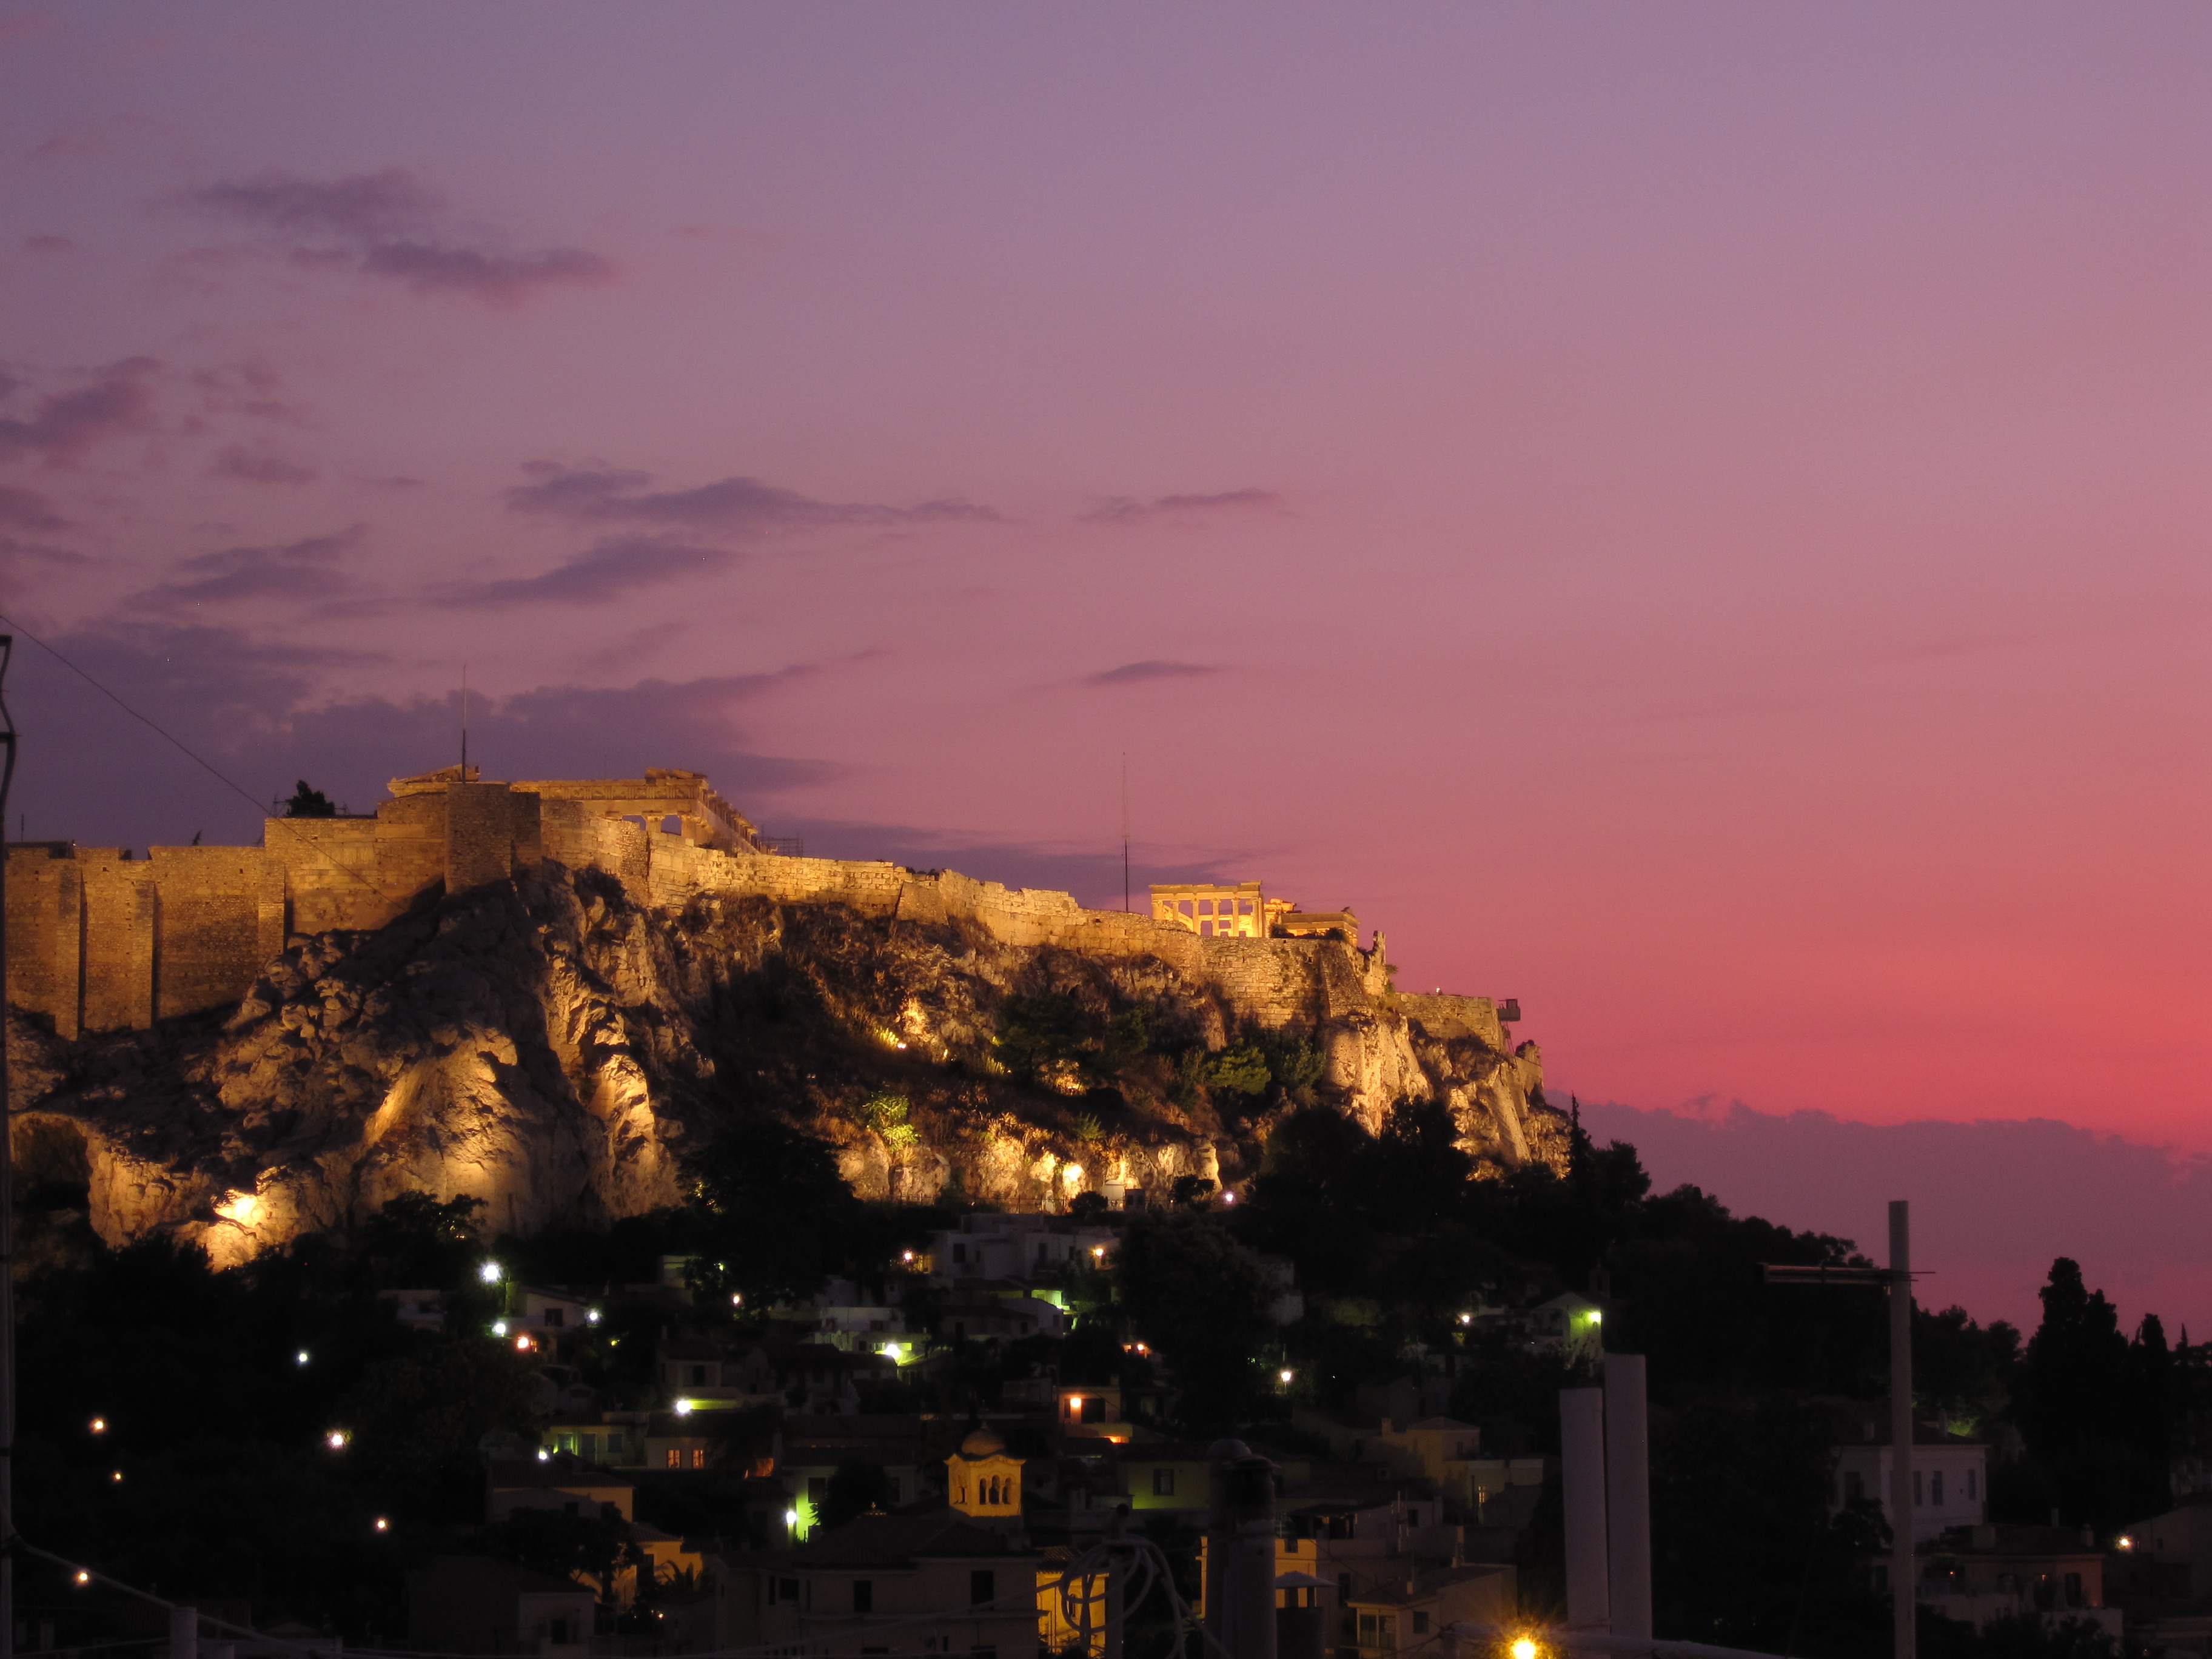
left=1762, top=1199, right=1916, bottom=1659
left=0, top=634, right=17, bottom=1659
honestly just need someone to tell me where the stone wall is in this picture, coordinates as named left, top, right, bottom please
left=5, top=773, right=1532, bottom=1148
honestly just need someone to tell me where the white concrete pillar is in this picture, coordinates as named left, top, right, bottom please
left=1604, top=1355, right=1652, bottom=1641
left=1561, top=1386, right=1611, bottom=1628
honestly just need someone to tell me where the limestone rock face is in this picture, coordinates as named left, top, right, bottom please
left=11, top=860, right=1564, bottom=1262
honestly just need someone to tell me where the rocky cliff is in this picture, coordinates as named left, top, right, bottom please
left=10, top=857, right=1565, bottom=1265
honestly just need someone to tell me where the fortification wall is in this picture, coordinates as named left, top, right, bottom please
left=4, top=774, right=1520, bottom=1136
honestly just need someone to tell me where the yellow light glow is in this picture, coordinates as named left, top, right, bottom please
left=2118, top=1537, right=2133, bottom=1550
left=215, top=1190, right=260, bottom=1225
left=902, top=1250, right=916, bottom=1263
left=326, top=1430, right=349, bottom=1450
left=674, top=1399, right=694, bottom=1416
left=375, top=1518, right=389, bottom=1532
left=1587, top=1311, right=1603, bottom=1324
left=514, top=1335, right=532, bottom=1352
left=1091, top=1245, right=1105, bottom=1259
left=1512, top=1640, right=1539, bottom=1659
left=75, top=1572, right=90, bottom=1587
left=110, top=1471, right=122, bottom=1483
left=883, top=1342, right=905, bottom=1363
left=1279, top=1369, right=1294, bottom=1384
left=90, top=1418, right=106, bottom=1433
left=1067, top=1164, right=1084, bottom=1182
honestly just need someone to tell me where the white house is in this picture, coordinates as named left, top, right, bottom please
left=1828, top=1404, right=1988, bottom=1542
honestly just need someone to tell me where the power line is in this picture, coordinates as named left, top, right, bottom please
left=0, top=612, right=391, bottom=896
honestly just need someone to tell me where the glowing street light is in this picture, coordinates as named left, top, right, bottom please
left=492, top=1320, right=509, bottom=1336
left=514, top=1335, right=534, bottom=1352
left=783, top=1508, right=799, bottom=1528
left=110, top=1471, right=123, bottom=1483
left=296, top=1350, right=310, bottom=1366
left=1512, top=1640, right=1540, bottom=1659
left=326, top=1430, right=349, bottom=1450
left=74, top=1572, right=90, bottom=1587
left=374, top=1518, right=390, bottom=1533
left=1278, top=1369, right=1295, bottom=1385
left=89, top=1418, right=106, bottom=1434
left=479, top=1261, right=503, bottom=1284
left=674, top=1399, right=694, bottom=1416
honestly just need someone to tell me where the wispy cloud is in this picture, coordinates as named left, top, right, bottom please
left=1081, top=488, right=1281, bottom=526
left=0, top=358, right=161, bottom=467
left=187, top=167, right=615, bottom=306
left=0, top=484, right=67, bottom=531
left=506, top=462, right=999, bottom=538
left=1082, top=660, right=1223, bottom=687
left=450, top=537, right=737, bottom=606
left=128, top=528, right=360, bottom=609
left=209, top=444, right=318, bottom=486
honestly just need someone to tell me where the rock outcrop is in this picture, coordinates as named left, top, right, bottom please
left=12, top=857, right=1565, bottom=1266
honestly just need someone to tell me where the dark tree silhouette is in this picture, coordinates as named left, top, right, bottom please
left=283, top=780, right=338, bottom=817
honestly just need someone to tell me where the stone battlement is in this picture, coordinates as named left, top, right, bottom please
left=6, top=768, right=1512, bottom=1048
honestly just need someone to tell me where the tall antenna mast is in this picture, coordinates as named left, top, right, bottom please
left=460, top=663, right=469, bottom=779
left=1121, top=751, right=1130, bottom=913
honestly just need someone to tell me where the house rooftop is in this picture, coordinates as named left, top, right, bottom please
left=1938, top=1524, right=2101, bottom=1558
left=415, top=1555, right=591, bottom=1597
left=487, top=1455, right=634, bottom=1490
left=780, top=1509, right=1037, bottom=1569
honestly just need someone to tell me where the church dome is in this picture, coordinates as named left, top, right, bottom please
left=959, top=1426, right=1008, bottom=1458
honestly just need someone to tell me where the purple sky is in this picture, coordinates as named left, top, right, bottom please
left=2, top=5, right=2208, bottom=1329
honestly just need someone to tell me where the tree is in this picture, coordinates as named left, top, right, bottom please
left=1916, top=1305, right=2021, bottom=1438
left=337, top=1339, right=545, bottom=1518
left=822, top=1460, right=894, bottom=1527
left=684, top=1114, right=861, bottom=1306
left=488, top=1507, right=638, bottom=1603
left=2020, top=1258, right=2128, bottom=1468
left=1113, top=1210, right=1275, bottom=1428
left=283, top=780, right=338, bottom=818
left=356, top=1191, right=486, bottom=1289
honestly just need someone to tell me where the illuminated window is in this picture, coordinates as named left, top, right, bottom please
left=665, top=1449, right=680, bottom=1468
left=692, top=1447, right=706, bottom=1468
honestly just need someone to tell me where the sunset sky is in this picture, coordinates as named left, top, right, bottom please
left=3, top=5, right=2207, bottom=1326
